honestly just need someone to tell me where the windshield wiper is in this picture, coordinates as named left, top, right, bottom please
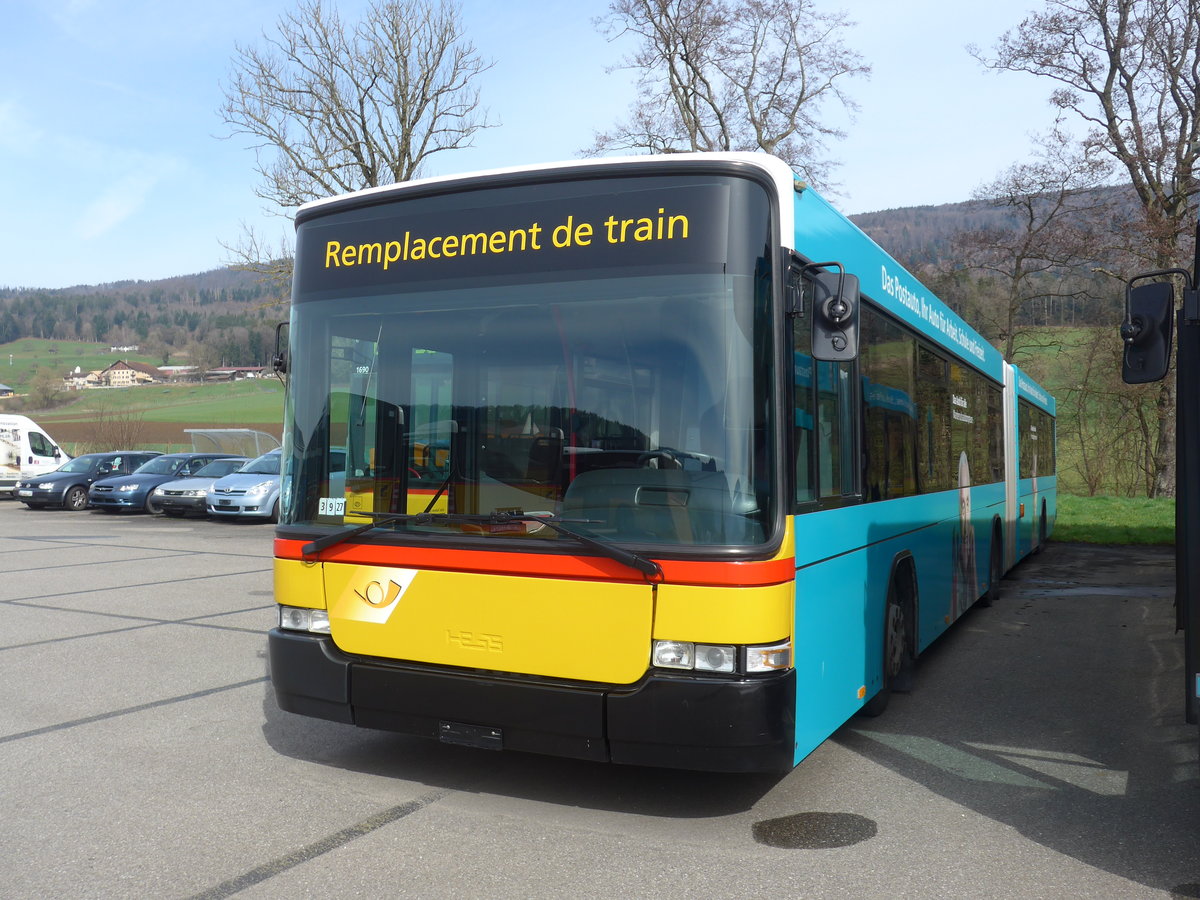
left=302, top=511, right=410, bottom=556
left=491, top=511, right=663, bottom=581
left=302, top=510, right=663, bottom=582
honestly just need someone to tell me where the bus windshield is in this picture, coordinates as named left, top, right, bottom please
left=283, top=269, right=776, bottom=549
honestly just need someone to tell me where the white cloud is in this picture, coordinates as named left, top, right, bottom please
left=75, top=157, right=183, bottom=240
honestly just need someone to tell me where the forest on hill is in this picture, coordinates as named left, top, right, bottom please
left=0, top=267, right=286, bottom=369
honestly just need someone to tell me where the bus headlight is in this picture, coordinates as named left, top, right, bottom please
left=278, top=606, right=331, bottom=634
left=652, top=640, right=693, bottom=669
left=651, top=639, right=789, bottom=675
left=694, top=644, right=736, bottom=673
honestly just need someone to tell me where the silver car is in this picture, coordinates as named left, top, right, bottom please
left=206, top=449, right=281, bottom=521
left=151, top=457, right=249, bottom=517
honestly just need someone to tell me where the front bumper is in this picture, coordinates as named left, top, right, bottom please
left=209, top=496, right=272, bottom=517
left=157, top=495, right=207, bottom=515
left=268, top=629, right=796, bottom=772
left=89, top=493, right=143, bottom=510
left=16, top=487, right=64, bottom=505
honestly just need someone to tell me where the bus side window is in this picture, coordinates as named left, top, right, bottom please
left=815, top=359, right=858, bottom=499
left=792, top=303, right=816, bottom=506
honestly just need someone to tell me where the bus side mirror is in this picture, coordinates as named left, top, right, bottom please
left=1121, top=280, right=1174, bottom=384
left=272, top=321, right=289, bottom=375
left=811, top=269, right=860, bottom=362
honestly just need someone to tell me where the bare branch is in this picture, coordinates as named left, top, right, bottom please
left=219, top=0, right=494, bottom=214
left=590, top=0, right=869, bottom=186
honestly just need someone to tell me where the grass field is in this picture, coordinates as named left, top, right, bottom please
left=31, top=377, right=285, bottom=424
left=0, top=367, right=284, bottom=453
left=1053, top=494, right=1174, bottom=545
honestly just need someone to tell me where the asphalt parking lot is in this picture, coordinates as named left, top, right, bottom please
left=1, top=500, right=1197, bottom=899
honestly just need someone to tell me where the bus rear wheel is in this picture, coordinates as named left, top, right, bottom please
left=980, top=531, right=1002, bottom=608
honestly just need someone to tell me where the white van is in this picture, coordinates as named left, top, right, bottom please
left=0, top=415, right=69, bottom=497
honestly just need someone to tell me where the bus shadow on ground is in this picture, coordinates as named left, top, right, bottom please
left=835, top=541, right=1200, bottom=896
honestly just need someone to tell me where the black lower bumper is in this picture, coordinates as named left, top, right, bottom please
left=268, top=629, right=795, bottom=772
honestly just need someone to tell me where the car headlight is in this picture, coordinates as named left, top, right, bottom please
left=185, top=489, right=207, bottom=497
left=117, top=483, right=139, bottom=492
left=152, top=487, right=166, bottom=496
left=245, top=480, right=275, bottom=496
left=38, top=482, right=54, bottom=489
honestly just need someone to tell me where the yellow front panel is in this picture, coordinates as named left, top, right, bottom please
left=324, top=564, right=654, bottom=684
left=653, top=580, right=794, bottom=644
left=274, top=558, right=324, bottom=609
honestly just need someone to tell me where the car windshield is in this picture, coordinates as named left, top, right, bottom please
left=240, top=453, right=280, bottom=476
left=135, top=456, right=187, bottom=475
left=194, top=459, right=246, bottom=477
left=57, top=457, right=98, bottom=474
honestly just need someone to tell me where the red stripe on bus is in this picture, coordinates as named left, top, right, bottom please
left=274, top=538, right=794, bottom=587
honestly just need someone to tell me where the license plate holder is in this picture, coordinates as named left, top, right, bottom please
left=438, top=721, right=502, bottom=750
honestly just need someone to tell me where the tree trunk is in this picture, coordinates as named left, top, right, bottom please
left=1151, top=377, right=1177, bottom=498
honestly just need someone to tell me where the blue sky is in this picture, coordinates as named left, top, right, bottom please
left=1, top=0, right=1054, bottom=289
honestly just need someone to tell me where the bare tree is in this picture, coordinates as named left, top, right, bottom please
left=974, top=0, right=1200, bottom=496
left=590, top=0, right=869, bottom=184
left=952, top=129, right=1116, bottom=360
left=221, top=0, right=493, bottom=209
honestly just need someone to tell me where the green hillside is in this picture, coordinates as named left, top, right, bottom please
left=0, top=337, right=168, bottom=395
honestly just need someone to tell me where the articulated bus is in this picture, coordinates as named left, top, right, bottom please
left=269, top=153, right=1056, bottom=772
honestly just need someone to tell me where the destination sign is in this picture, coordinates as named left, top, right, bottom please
left=293, top=179, right=749, bottom=297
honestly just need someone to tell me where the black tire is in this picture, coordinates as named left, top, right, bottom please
left=980, top=532, right=1002, bottom=608
left=63, top=485, right=88, bottom=511
left=144, top=494, right=161, bottom=515
left=861, top=578, right=912, bottom=717
left=269, top=499, right=280, bottom=524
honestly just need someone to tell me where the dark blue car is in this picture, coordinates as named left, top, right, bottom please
left=15, top=451, right=161, bottom=510
left=89, top=452, right=242, bottom=513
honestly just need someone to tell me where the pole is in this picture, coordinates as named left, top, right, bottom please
left=1187, top=218, right=1200, bottom=728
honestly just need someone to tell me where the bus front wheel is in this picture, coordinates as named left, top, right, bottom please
left=861, top=576, right=913, bottom=718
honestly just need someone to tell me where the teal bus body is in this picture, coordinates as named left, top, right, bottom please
left=786, top=178, right=1054, bottom=764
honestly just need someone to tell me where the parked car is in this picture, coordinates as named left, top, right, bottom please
left=89, top=452, right=242, bottom=513
left=14, top=451, right=162, bottom=510
left=150, top=457, right=249, bottom=517
left=207, top=449, right=282, bottom=522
